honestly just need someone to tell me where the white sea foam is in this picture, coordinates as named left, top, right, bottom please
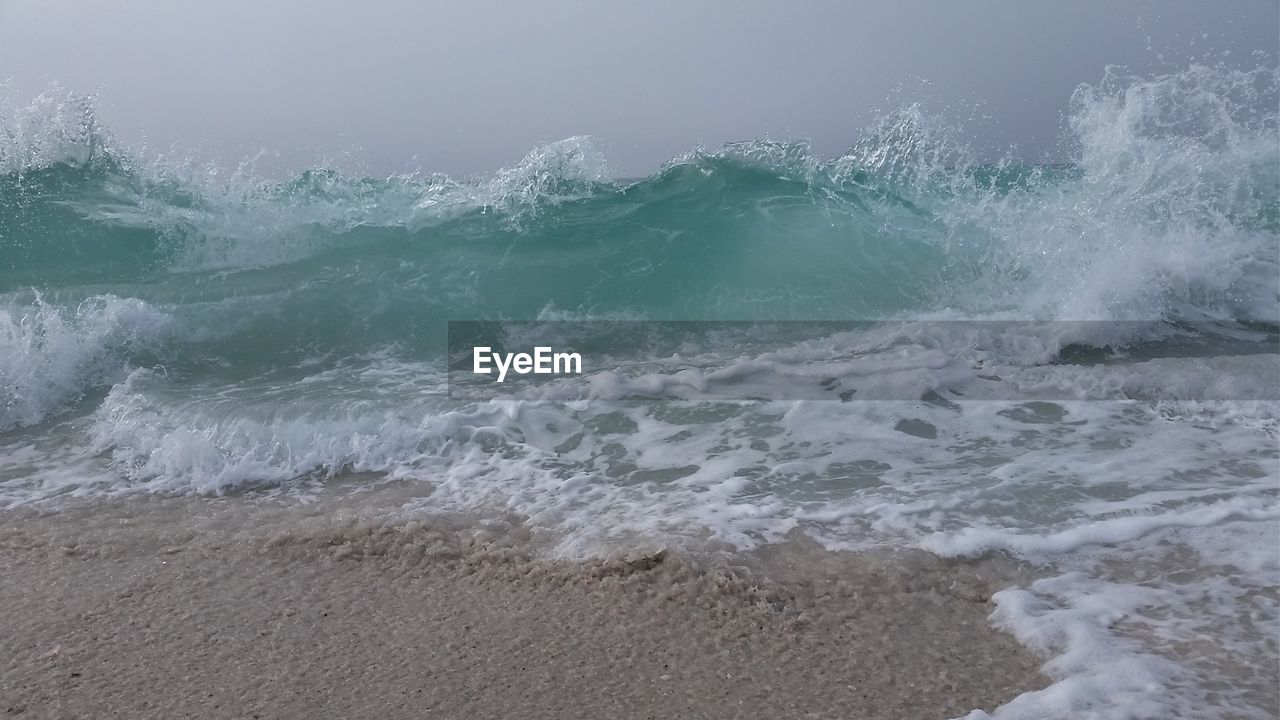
left=0, top=294, right=173, bottom=432
left=1, top=61, right=1277, bottom=720
left=2, top=332, right=1275, bottom=719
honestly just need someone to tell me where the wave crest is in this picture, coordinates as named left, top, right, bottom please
left=0, top=294, right=173, bottom=431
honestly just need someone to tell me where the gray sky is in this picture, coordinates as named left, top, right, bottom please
left=1, top=1, right=1276, bottom=177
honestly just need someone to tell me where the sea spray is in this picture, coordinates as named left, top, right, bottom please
left=1, top=62, right=1278, bottom=720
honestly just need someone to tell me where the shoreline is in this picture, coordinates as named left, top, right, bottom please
left=0, top=496, right=1047, bottom=719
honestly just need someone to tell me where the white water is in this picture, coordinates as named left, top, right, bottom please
left=2, top=62, right=1278, bottom=719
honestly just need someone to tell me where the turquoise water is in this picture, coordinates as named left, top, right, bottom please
left=2, top=64, right=1279, bottom=719
left=2, top=132, right=1275, bottom=399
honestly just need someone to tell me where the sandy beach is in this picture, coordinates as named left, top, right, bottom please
left=0, top=494, right=1046, bottom=720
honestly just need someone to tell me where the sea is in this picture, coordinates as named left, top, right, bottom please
left=2, top=63, right=1278, bottom=719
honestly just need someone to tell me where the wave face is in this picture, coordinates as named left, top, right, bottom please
left=3, top=68, right=1277, bottom=395
left=2, top=65, right=1279, bottom=720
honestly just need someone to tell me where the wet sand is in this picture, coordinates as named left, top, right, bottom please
left=0, top=496, right=1046, bottom=719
